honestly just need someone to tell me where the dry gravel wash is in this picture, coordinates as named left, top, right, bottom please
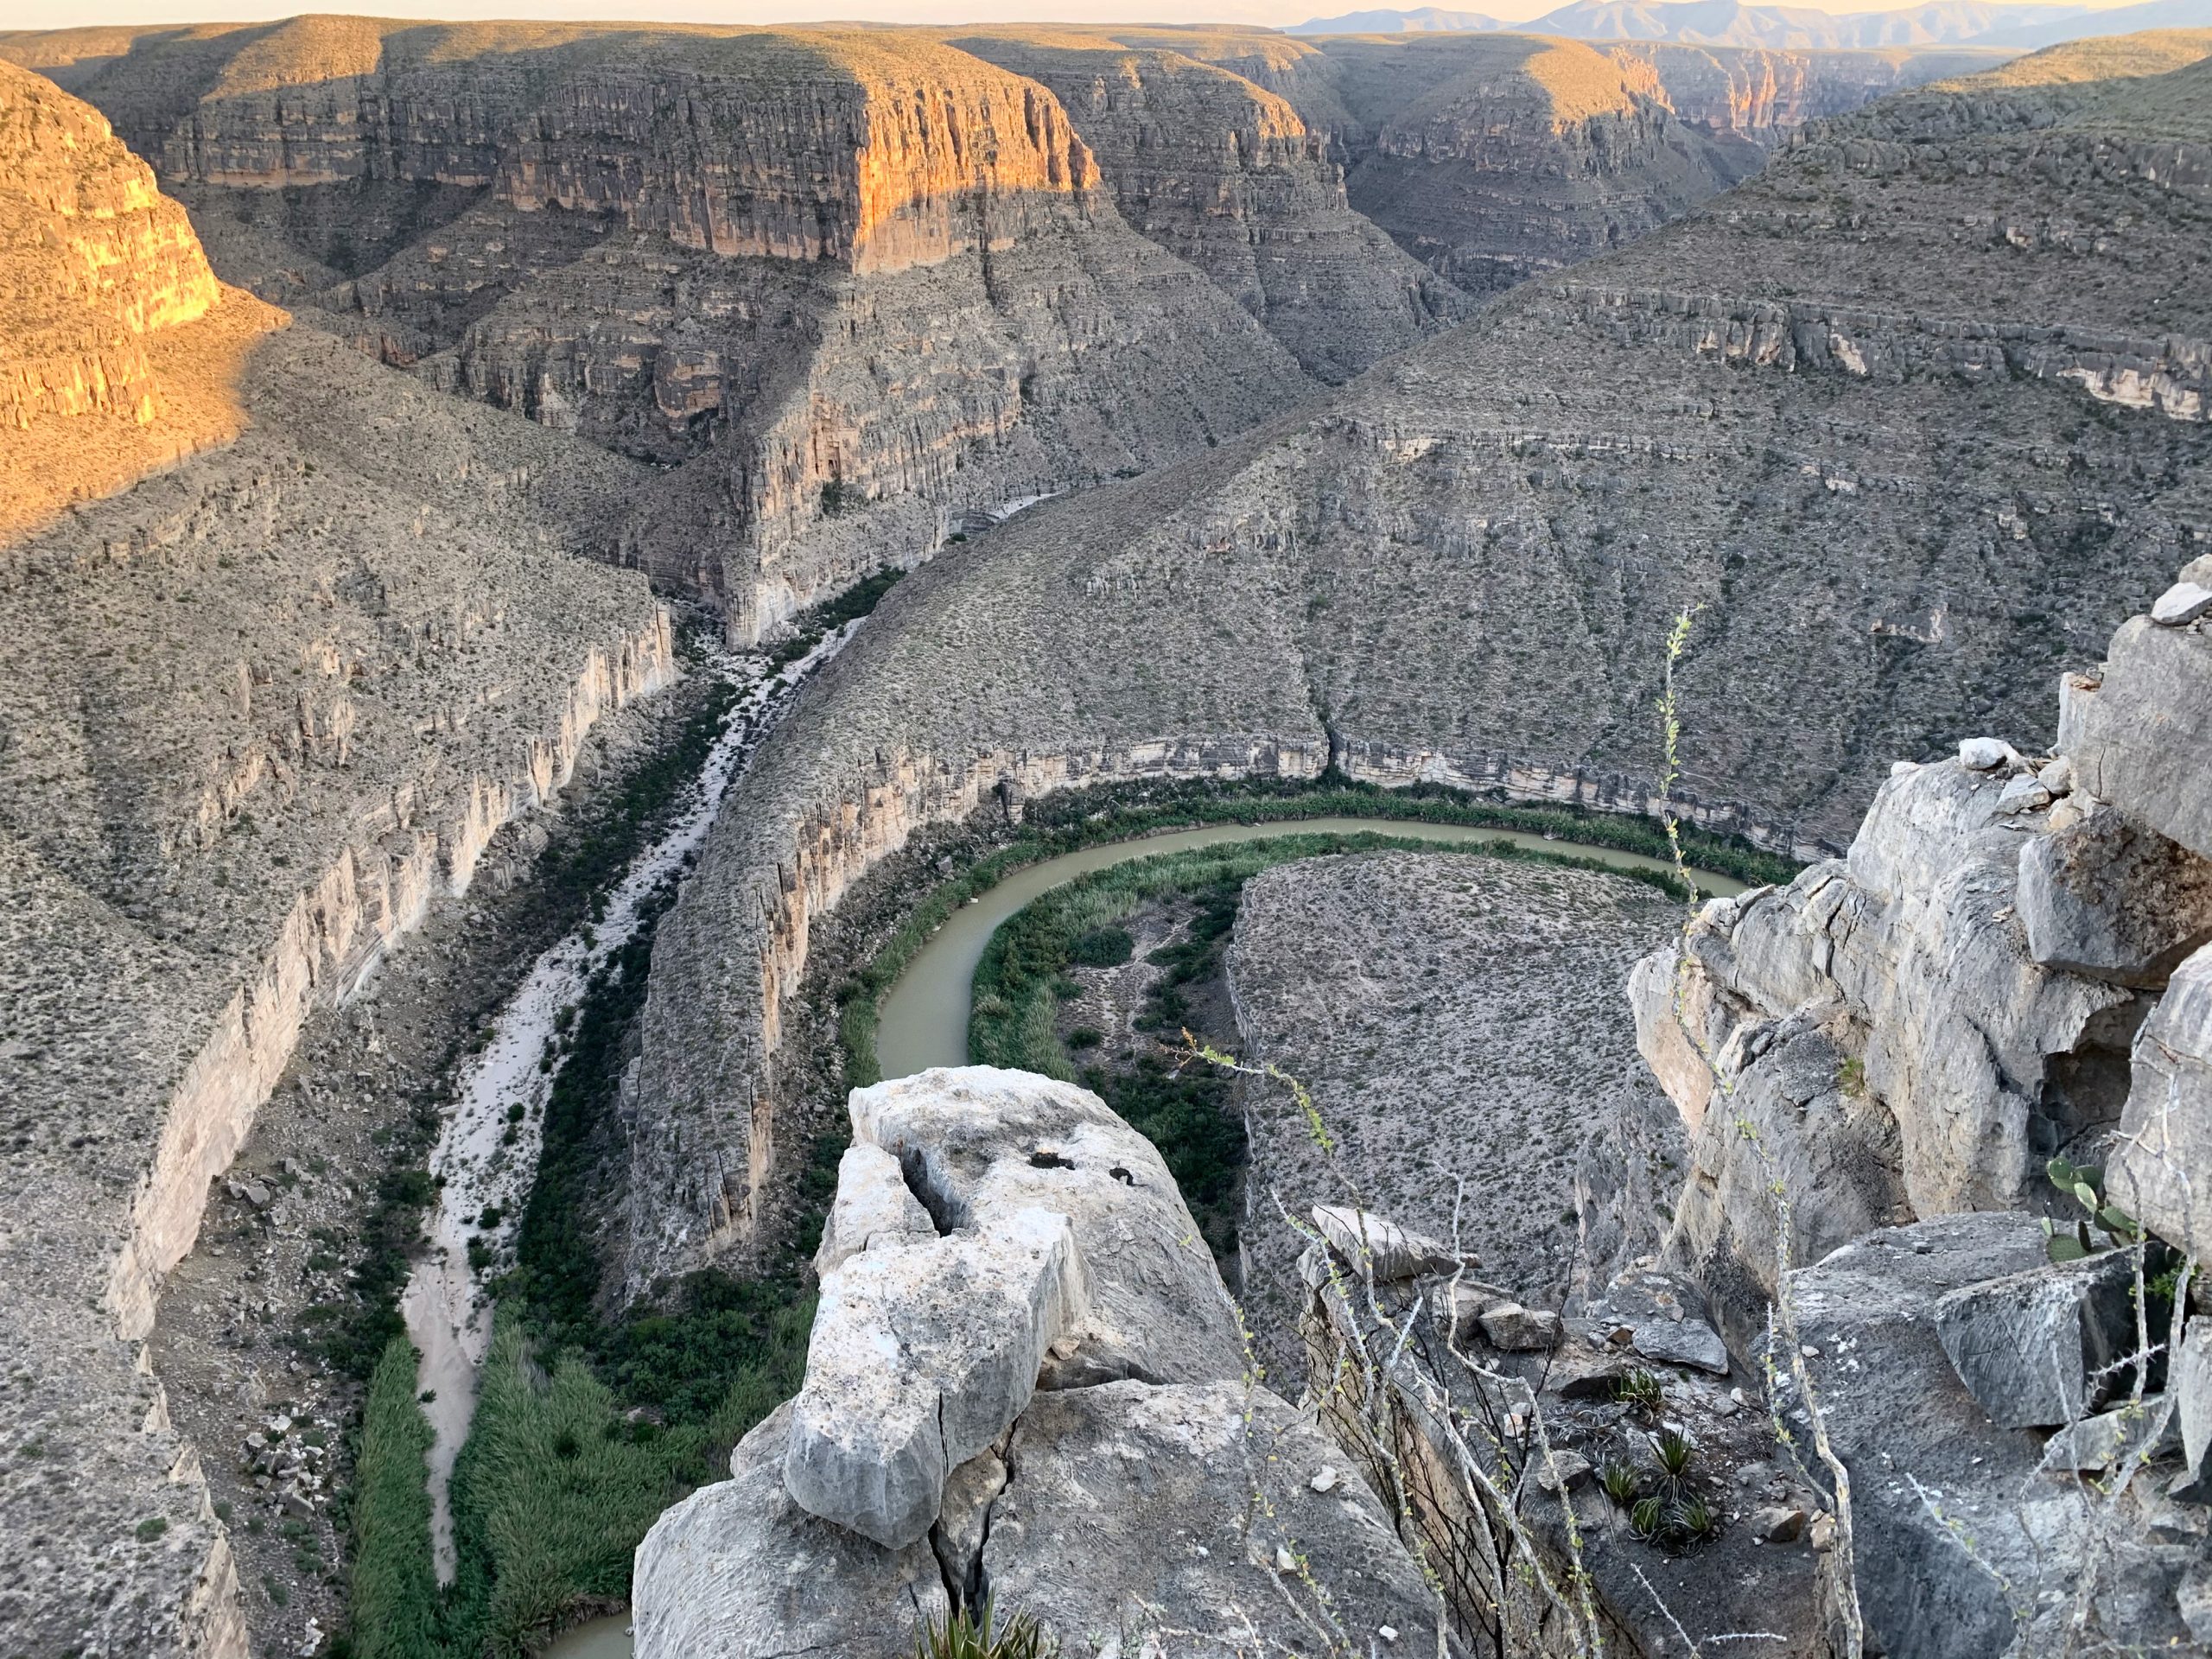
left=620, top=36, right=2212, bottom=1303
left=1224, top=850, right=1691, bottom=1373
left=0, top=324, right=672, bottom=1659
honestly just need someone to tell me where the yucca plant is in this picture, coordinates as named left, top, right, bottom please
left=1599, top=1459, right=1641, bottom=1507
left=1612, top=1369, right=1664, bottom=1414
left=916, top=1601, right=1055, bottom=1659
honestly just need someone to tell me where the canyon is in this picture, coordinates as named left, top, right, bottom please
left=0, top=14, right=2208, bottom=1659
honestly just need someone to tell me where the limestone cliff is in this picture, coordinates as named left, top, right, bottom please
left=946, top=29, right=1465, bottom=381
left=1316, top=34, right=1758, bottom=292
left=0, top=59, right=279, bottom=541
left=619, top=33, right=2211, bottom=1300
left=7, top=21, right=1326, bottom=644
left=0, top=317, right=675, bottom=1658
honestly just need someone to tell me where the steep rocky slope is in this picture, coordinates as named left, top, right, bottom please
left=1224, top=852, right=1687, bottom=1365
left=0, top=87, right=683, bottom=1654
left=0, top=21, right=1334, bottom=643
left=618, top=33, right=2210, bottom=1298
left=1296, top=33, right=1762, bottom=291
left=1626, top=553, right=2212, bottom=1655
left=944, top=28, right=1465, bottom=381
left=0, top=59, right=281, bottom=541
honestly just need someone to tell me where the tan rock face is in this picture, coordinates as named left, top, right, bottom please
left=0, top=60, right=280, bottom=543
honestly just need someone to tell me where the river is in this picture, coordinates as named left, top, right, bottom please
left=541, top=810, right=1738, bottom=1656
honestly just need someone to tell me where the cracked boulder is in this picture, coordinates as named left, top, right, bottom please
left=632, top=1070, right=1458, bottom=1657
left=633, top=1402, right=950, bottom=1659
left=2018, top=803, right=2212, bottom=988
left=1310, top=1205, right=1461, bottom=1281
left=813, top=1142, right=937, bottom=1275
left=849, top=1067, right=1244, bottom=1383
left=785, top=1206, right=1084, bottom=1548
left=2110, top=941, right=2212, bottom=1259
left=980, top=1380, right=1452, bottom=1657
left=1782, top=1211, right=2198, bottom=1657
left=1934, top=1249, right=2138, bottom=1428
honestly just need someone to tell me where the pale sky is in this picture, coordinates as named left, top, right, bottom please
left=0, top=0, right=2155, bottom=35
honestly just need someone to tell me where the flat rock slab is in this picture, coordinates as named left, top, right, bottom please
left=1935, top=1249, right=2137, bottom=1427
left=981, top=1380, right=1455, bottom=1656
left=633, top=1402, right=950, bottom=1659
left=2018, top=804, right=2212, bottom=987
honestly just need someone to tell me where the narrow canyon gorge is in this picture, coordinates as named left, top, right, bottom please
left=0, top=13, right=2209, bottom=1659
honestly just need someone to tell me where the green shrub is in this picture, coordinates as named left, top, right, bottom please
left=916, top=1602, right=1054, bottom=1659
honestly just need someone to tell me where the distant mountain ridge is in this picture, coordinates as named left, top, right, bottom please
left=1291, top=0, right=2208, bottom=47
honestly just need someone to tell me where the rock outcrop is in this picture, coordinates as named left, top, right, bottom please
left=1632, top=548, right=2211, bottom=1345
left=0, top=59, right=280, bottom=541
left=633, top=1067, right=1452, bottom=1657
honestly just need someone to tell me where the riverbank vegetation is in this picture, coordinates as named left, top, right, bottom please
left=841, top=774, right=1783, bottom=1090
left=964, top=831, right=1692, bottom=1264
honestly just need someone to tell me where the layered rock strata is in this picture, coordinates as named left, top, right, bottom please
left=0, top=322, right=673, bottom=1658
left=633, top=1067, right=1452, bottom=1656
left=945, top=29, right=1465, bottom=380
left=5, top=22, right=1332, bottom=642
left=0, top=60, right=280, bottom=541
left=622, top=36, right=2211, bottom=1298
left=1312, top=34, right=1759, bottom=293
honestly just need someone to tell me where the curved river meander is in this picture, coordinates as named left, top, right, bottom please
left=543, top=815, right=1743, bottom=1656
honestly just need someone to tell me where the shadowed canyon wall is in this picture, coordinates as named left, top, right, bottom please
left=0, top=71, right=683, bottom=1654
left=619, top=34, right=2212, bottom=1301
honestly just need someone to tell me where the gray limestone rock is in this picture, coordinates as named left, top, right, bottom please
left=2176, top=1321, right=2212, bottom=1480
left=1311, top=1205, right=1460, bottom=1282
left=1477, top=1302, right=1562, bottom=1351
left=812, top=1142, right=937, bottom=1276
left=633, top=1402, right=949, bottom=1659
left=784, top=1207, right=1084, bottom=1548
left=1782, top=1211, right=2200, bottom=1656
left=2063, top=613, right=2212, bottom=864
left=1935, top=1249, right=2138, bottom=1429
left=2152, top=583, right=2212, bottom=627
left=1959, top=736, right=2017, bottom=771
left=849, top=1068, right=1244, bottom=1385
left=1595, top=1268, right=1732, bottom=1375
left=2110, top=943, right=2212, bottom=1260
left=980, top=1381, right=1456, bottom=1656
left=2018, top=804, right=2212, bottom=988
left=2040, top=1397, right=2178, bottom=1475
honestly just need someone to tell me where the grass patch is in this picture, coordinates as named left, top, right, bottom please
left=344, top=1338, right=442, bottom=1659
